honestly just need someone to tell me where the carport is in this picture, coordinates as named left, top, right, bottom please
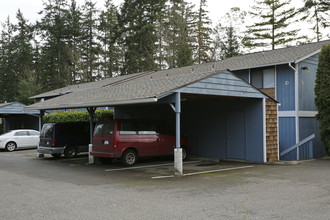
left=0, top=102, right=40, bottom=133
left=26, top=68, right=278, bottom=175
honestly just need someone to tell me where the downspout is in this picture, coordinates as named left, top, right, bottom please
left=288, top=62, right=300, bottom=144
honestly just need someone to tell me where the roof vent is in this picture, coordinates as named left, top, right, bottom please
left=166, top=74, right=169, bottom=78
left=192, top=67, right=195, bottom=72
left=150, top=76, right=153, bottom=80
left=212, top=64, right=215, bottom=69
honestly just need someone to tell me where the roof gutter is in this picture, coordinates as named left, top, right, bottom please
left=24, top=97, right=158, bottom=111
left=288, top=62, right=296, bottom=71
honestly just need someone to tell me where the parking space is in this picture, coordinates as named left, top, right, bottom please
left=28, top=150, right=256, bottom=179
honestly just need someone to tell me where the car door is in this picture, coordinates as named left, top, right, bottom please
left=14, top=131, right=30, bottom=148
left=28, top=131, right=40, bottom=147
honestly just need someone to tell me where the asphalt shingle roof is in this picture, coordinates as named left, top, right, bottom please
left=26, top=40, right=330, bottom=110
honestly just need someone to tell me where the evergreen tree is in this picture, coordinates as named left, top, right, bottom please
left=164, top=0, right=196, bottom=68
left=118, top=0, right=166, bottom=74
left=196, top=0, right=212, bottom=64
left=0, top=17, right=16, bottom=102
left=212, top=7, right=246, bottom=60
left=98, top=0, right=121, bottom=78
left=80, top=0, right=100, bottom=81
left=243, top=0, right=301, bottom=50
left=37, top=0, right=72, bottom=90
left=299, top=0, right=330, bottom=42
left=315, top=44, right=330, bottom=154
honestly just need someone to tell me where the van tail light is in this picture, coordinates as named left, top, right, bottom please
left=113, top=139, right=118, bottom=148
left=52, top=139, right=56, bottom=146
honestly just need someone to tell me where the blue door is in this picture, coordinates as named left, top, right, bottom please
left=227, top=111, right=246, bottom=160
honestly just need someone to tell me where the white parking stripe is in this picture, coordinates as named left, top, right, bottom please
left=105, top=160, right=201, bottom=172
left=151, top=165, right=255, bottom=179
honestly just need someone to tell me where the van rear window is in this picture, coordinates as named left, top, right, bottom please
left=40, top=124, right=53, bottom=138
left=94, top=122, right=114, bottom=135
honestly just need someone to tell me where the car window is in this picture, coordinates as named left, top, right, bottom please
left=15, top=131, right=29, bottom=136
left=94, top=124, right=104, bottom=135
left=40, top=124, right=53, bottom=138
left=28, top=131, right=39, bottom=136
left=104, top=122, right=114, bottom=135
left=138, top=122, right=158, bottom=135
left=119, top=122, right=137, bottom=135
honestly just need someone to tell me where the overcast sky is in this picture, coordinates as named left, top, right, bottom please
left=0, top=0, right=305, bottom=26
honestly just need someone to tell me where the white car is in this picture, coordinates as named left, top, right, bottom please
left=0, top=129, right=40, bottom=152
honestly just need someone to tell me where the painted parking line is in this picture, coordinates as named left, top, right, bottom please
left=105, top=160, right=201, bottom=172
left=151, top=165, right=255, bottom=179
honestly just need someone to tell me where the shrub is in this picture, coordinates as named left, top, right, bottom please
left=43, top=109, right=114, bottom=123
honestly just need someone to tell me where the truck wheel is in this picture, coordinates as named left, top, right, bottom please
left=64, top=146, right=77, bottom=158
left=122, top=149, right=137, bottom=166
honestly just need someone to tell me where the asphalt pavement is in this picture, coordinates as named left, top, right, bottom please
left=1, top=149, right=330, bottom=220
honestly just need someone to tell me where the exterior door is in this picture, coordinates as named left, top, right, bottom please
left=227, top=111, right=246, bottom=160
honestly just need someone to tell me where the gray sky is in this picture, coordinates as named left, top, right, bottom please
left=1, top=0, right=323, bottom=42
left=0, top=0, right=304, bottom=26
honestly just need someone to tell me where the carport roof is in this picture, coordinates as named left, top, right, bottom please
left=0, top=102, right=39, bottom=115
left=25, top=70, right=269, bottom=110
left=31, top=40, right=330, bottom=101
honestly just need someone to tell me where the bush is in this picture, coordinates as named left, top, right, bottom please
left=43, top=109, right=114, bottom=123
left=315, top=44, right=330, bottom=155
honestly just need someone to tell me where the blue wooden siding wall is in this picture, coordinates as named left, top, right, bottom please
left=233, top=70, right=249, bottom=82
left=276, top=65, right=295, bottom=111
left=298, top=54, right=319, bottom=111
left=279, top=117, right=296, bottom=160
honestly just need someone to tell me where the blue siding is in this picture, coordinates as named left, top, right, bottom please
left=299, top=117, right=325, bottom=158
left=233, top=70, right=249, bottom=82
left=279, top=117, right=296, bottom=160
left=276, top=65, right=295, bottom=111
left=298, top=54, right=319, bottom=111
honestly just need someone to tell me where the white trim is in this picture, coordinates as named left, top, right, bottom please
left=294, top=63, right=299, bottom=143
left=263, top=98, right=267, bottom=162
left=295, top=49, right=321, bottom=63
left=298, top=111, right=318, bottom=117
left=278, top=111, right=296, bottom=117
left=277, top=104, right=280, bottom=161
left=274, top=66, right=277, bottom=100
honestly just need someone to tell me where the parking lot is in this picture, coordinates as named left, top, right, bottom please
left=1, top=149, right=330, bottom=219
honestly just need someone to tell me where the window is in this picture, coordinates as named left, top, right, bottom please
left=251, top=68, right=275, bottom=89
left=94, top=124, right=104, bottom=135
left=138, top=122, right=158, bottom=135
left=119, top=122, right=137, bottom=135
left=28, top=131, right=39, bottom=136
left=103, top=122, right=114, bottom=135
left=15, top=131, right=29, bottom=136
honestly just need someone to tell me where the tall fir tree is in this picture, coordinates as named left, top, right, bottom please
left=0, top=17, right=16, bottom=102
left=315, top=44, right=330, bottom=154
left=81, top=0, right=100, bottom=81
left=243, top=0, right=301, bottom=50
left=299, top=0, right=330, bottom=42
left=196, top=0, right=212, bottom=64
left=212, top=7, right=246, bottom=60
left=98, top=0, right=121, bottom=78
left=164, top=0, right=196, bottom=68
left=37, top=0, right=72, bottom=90
left=118, top=0, right=166, bottom=75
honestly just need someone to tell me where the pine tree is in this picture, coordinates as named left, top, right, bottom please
left=80, top=0, right=100, bottom=81
left=196, top=0, right=212, bottom=64
left=118, top=0, right=166, bottom=74
left=315, top=44, right=330, bottom=154
left=37, top=0, right=72, bottom=90
left=164, top=0, right=196, bottom=68
left=243, top=0, right=301, bottom=50
left=299, top=0, right=330, bottom=42
left=98, top=0, right=121, bottom=78
left=212, top=7, right=246, bottom=60
left=0, top=17, right=16, bottom=102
